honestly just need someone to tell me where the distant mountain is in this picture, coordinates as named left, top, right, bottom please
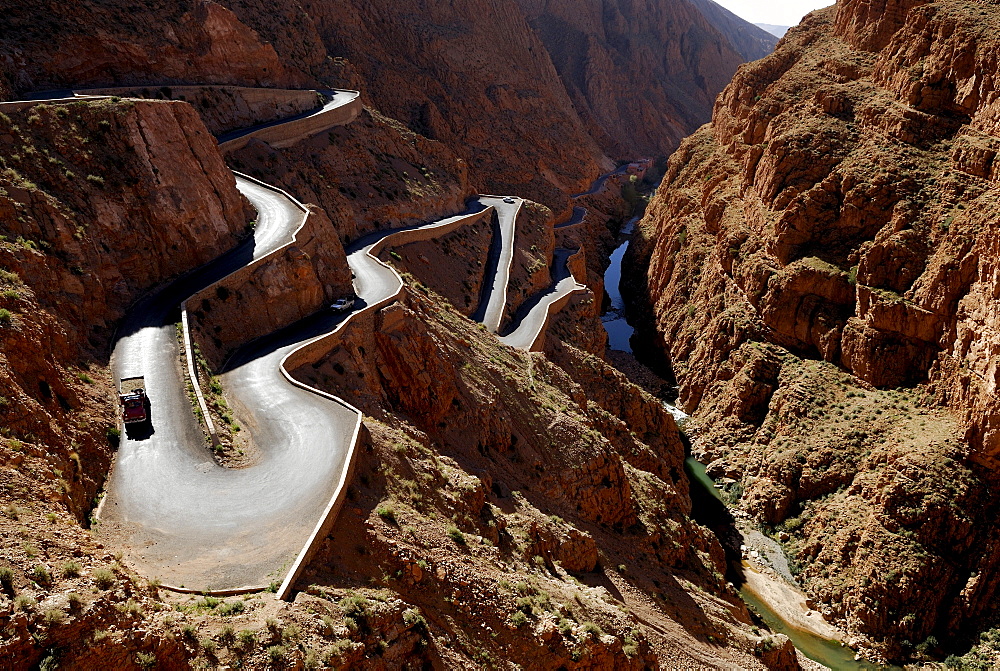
left=755, top=23, right=791, bottom=37
left=687, top=0, right=779, bottom=61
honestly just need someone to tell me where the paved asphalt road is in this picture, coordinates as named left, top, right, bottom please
left=216, top=90, right=358, bottom=146
left=572, top=164, right=629, bottom=198
left=99, top=177, right=359, bottom=590
left=473, top=197, right=522, bottom=332
left=499, top=248, right=584, bottom=350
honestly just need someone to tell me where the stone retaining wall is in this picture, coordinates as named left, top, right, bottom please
left=83, top=85, right=322, bottom=135
left=218, top=92, right=361, bottom=153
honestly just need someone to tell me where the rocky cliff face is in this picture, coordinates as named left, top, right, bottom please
left=0, top=98, right=252, bottom=355
left=228, top=108, right=475, bottom=242
left=0, top=0, right=312, bottom=93
left=632, top=0, right=1000, bottom=657
left=516, top=0, right=776, bottom=161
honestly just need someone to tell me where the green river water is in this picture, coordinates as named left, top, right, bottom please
left=684, top=457, right=888, bottom=670
left=602, top=219, right=888, bottom=669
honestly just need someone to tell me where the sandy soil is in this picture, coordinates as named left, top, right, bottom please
left=741, top=561, right=842, bottom=642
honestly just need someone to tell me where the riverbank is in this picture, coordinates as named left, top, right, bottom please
left=599, top=205, right=883, bottom=669
left=741, top=560, right=841, bottom=642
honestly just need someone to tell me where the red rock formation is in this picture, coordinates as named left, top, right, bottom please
left=0, top=1, right=312, bottom=93
left=0, top=99, right=252, bottom=351
left=516, top=0, right=775, bottom=160
left=632, top=0, right=1000, bottom=653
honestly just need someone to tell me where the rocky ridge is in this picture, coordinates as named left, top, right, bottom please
left=632, top=0, right=1000, bottom=659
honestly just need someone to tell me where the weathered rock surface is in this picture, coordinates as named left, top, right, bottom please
left=516, top=0, right=775, bottom=160
left=0, top=99, right=251, bottom=357
left=0, top=0, right=312, bottom=94
left=632, top=0, right=1000, bottom=655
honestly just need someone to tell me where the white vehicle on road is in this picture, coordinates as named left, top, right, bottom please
left=330, top=297, right=355, bottom=313
left=503, top=197, right=516, bottom=204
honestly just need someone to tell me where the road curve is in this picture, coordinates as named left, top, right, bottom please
left=99, top=176, right=357, bottom=591
left=571, top=164, right=629, bottom=198
left=473, top=197, right=522, bottom=332
left=499, top=248, right=586, bottom=351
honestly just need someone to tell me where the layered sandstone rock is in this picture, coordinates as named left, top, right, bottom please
left=289, top=284, right=797, bottom=669
left=632, top=0, right=1000, bottom=655
left=0, top=0, right=311, bottom=94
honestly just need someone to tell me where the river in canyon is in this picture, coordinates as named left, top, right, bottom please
left=601, top=220, right=882, bottom=670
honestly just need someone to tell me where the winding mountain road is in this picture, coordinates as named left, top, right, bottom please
left=473, top=197, right=522, bottom=332
left=99, top=176, right=359, bottom=590
left=28, top=86, right=590, bottom=592
left=499, top=249, right=585, bottom=350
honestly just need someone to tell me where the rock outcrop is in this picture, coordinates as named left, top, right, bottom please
left=0, top=98, right=252, bottom=356
left=632, top=0, right=1000, bottom=656
left=516, top=0, right=776, bottom=160
left=0, top=0, right=312, bottom=94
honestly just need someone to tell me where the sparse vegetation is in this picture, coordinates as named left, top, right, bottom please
left=92, top=567, right=116, bottom=589
left=62, top=561, right=81, bottom=578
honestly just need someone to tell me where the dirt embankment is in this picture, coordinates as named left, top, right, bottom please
left=631, top=0, right=1000, bottom=659
left=286, top=283, right=799, bottom=669
left=0, top=96, right=256, bottom=669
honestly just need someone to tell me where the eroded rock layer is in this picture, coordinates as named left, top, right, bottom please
left=633, top=0, right=1000, bottom=657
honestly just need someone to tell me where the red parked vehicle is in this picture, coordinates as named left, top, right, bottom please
left=119, top=376, right=149, bottom=425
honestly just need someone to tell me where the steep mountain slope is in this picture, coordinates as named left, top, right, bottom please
left=0, top=0, right=312, bottom=93
left=631, top=0, right=1000, bottom=660
left=515, top=0, right=776, bottom=164
left=0, top=0, right=774, bottom=211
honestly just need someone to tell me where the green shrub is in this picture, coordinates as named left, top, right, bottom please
left=44, top=607, right=64, bottom=624
left=30, top=564, right=51, bottom=586
left=62, top=561, right=81, bottom=578
left=281, top=623, right=301, bottom=642
left=135, top=651, right=156, bottom=669
left=14, top=594, right=36, bottom=611
left=376, top=505, right=397, bottom=524
left=197, top=595, right=220, bottom=609
left=218, top=624, right=235, bottom=646
left=267, top=645, right=288, bottom=664
left=582, top=621, right=603, bottom=638
left=67, top=593, right=83, bottom=610
left=237, top=629, right=256, bottom=648
left=217, top=599, right=244, bottom=616
left=0, top=308, right=12, bottom=325
left=510, top=611, right=528, bottom=627
left=93, top=568, right=115, bottom=589
left=116, top=598, right=142, bottom=616
left=446, top=525, right=466, bottom=545
left=402, top=608, right=426, bottom=631
left=0, top=566, right=14, bottom=589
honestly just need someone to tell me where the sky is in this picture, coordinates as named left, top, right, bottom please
left=712, top=0, right=833, bottom=27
